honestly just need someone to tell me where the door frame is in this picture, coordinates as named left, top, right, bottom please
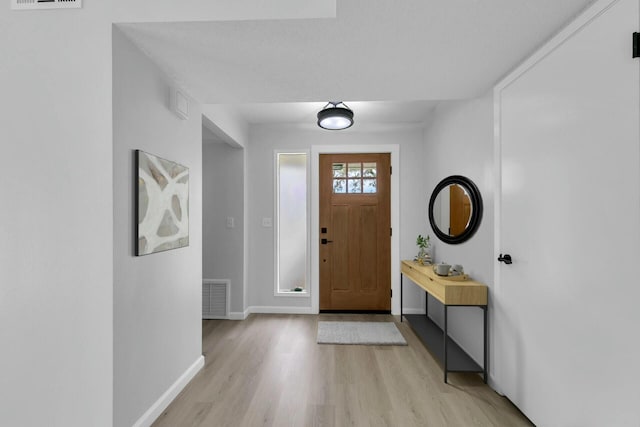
left=493, top=0, right=621, bottom=395
left=311, top=144, right=400, bottom=314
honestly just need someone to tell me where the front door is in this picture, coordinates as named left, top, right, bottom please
left=319, top=153, right=391, bottom=311
left=449, top=183, right=471, bottom=237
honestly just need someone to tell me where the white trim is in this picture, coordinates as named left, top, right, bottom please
left=402, top=308, right=426, bottom=315
left=229, top=309, right=250, bottom=320
left=310, top=144, right=401, bottom=315
left=132, top=355, right=205, bottom=427
left=274, top=149, right=281, bottom=297
left=228, top=307, right=314, bottom=317
left=248, top=306, right=315, bottom=315
left=276, top=290, right=310, bottom=297
left=225, top=305, right=420, bottom=318
left=493, top=66, right=504, bottom=394
left=494, top=0, right=620, bottom=93
left=492, top=0, right=620, bottom=394
left=243, top=147, right=249, bottom=315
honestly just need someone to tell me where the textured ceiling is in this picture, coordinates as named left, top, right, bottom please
left=120, top=0, right=595, bottom=125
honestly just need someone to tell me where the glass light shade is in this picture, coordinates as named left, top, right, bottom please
left=317, top=104, right=354, bottom=130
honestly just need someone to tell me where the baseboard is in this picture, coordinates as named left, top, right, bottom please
left=224, top=306, right=406, bottom=318
left=132, top=355, right=205, bottom=427
left=402, top=308, right=426, bottom=315
left=227, top=306, right=313, bottom=319
left=229, top=308, right=250, bottom=320
left=248, top=306, right=315, bottom=315
left=320, top=310, right=390, bottom=314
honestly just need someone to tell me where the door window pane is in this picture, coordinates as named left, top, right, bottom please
left=332, top=163, right=346, bottom=177
left=363, top=179, right=377, bottom=193
left=348, top=179, right=362, bottom=193
left=363, top=162, right=377, bottom=177
left=333, top=179, right=346, bottom=193
left=332, top=162, right=377, bottom=194
left=348, top=163, right=362, bottom=177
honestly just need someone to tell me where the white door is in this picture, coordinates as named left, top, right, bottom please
left=495, top=0, right=640, bottom=425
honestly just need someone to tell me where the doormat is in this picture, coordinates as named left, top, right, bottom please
left=317, top=321, right=407, bottom=346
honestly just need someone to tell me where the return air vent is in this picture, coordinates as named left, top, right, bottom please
left=202, top=279, right=230, bottom=319
left=12, top=0, right=82, bottom=10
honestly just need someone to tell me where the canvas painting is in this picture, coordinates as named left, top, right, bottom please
left=136, top=150, right=189, bottom=256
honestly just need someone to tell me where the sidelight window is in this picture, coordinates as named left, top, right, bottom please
left=275, top=152, right=309, bottom=296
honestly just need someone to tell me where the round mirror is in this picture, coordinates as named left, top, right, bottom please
left=428, top=175, right=483, bottom=244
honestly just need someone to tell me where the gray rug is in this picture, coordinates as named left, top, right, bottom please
left=317, top=321, right=407, bottom=346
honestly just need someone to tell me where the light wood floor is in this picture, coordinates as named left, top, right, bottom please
left=152, top=314, right=532, bottom=427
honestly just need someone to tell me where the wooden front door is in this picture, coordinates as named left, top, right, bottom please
left=449, top=184, right=471, bottom=237
left=319, top=153, right=391, bottom=311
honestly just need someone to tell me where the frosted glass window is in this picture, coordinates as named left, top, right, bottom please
left=347, top=179, right=362, bottom=193
left=333, top=179, right=346, bottom=193
left=363, top=179, right=377, bottom=193
left=363, top=162, right=377, bottom=177
left=333, top=162, right=377, bottom=194
left=276, top=153, right=308, bottom=294
left=348, top=163, right=362, bottom=177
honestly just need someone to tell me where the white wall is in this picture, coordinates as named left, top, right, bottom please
left=0, top=3, right=345, bottom=427
left=114, top=0, right=335, bottom=23
left=247, top=124, right=426, bottom=312
left=113, top=28, right=203, bottom=427
left=0, top=4, right=113, bottom=427
left=203, top=141, right=245, bottom=315
left=421, top=94, right=494, bottom=365
left=202, top=105, right=249, bottom=149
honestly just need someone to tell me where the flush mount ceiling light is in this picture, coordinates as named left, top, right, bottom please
left=317, top=101, right=354, bottom=130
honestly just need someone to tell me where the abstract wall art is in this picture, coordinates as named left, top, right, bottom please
left=136, top=150, right=189, bottom=256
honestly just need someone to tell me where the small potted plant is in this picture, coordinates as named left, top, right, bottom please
left=415, top=234, right=432, bottom=265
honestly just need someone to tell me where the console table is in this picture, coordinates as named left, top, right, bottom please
left=400, top=260, right=488, bottom=383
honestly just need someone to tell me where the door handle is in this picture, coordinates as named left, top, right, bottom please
left=321, top=238, right=333, bottom=244
left=498, top=254, right=513, bottom=264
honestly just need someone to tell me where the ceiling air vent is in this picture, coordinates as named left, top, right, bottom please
left=12, top=0, right=82, bottom=10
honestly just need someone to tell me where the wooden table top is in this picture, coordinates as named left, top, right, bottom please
left=401, top=260, right=488, bottom=306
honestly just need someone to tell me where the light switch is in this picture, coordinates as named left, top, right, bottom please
left=226, top=217, right=235, bottom=228
left=262, top=217, right=273, bottom=227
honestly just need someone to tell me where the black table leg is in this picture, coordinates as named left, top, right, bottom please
left=400, top=273, right=403, bottom=322
left=444, top=305, right=448, bottom=383
left=483, top=305, right=488, bottom=383
left=425, top=291, right=429, bottom=318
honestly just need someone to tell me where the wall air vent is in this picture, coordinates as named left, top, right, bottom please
left=202, top=279, right=230, bottom=320
left=12, top=0, right=82, bottom=10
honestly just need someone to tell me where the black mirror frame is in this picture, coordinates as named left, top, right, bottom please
left=428, top=175, right=483, bottom=245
